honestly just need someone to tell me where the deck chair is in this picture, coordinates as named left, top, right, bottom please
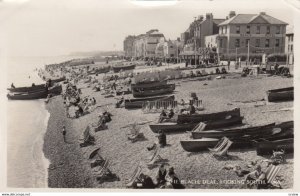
left=191, top=122, right=207, bottom=132
left=93, top=159, right=111, bottom=176
left=265, top=164, right=282, bottom=188
left=209, top=137, right=232, bottom=157
left=79, top=126, right=95, bottom=147
left=125, top=165, right=142, bottom=188
left=146, top=147, right=167, bottom=168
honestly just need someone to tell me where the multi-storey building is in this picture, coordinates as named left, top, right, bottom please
left=285, top=26, right=294, bottom=65
left=217, top=11, right=288, bottom=58
left=133, top=29, right=165, bottom=58
left=180, top=13, right=224, bottom=64
left=123, top=35, right=136, bottom=57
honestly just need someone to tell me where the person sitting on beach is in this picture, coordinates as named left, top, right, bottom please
left=103, top=111, right=112, bottom=122
left=187, top=102, right=196, bottom=115
left=32, top=83, right=36, bottom=87
left=168, top=109, right=175, bottom=119
left=11, top=83, right=15, bottom=89
left=179, top=99, right=185, bottom=106
left=158, top=110, right=167, bottom=123
left=137, top=173, right=155, bottom=189
left=156, top=163, right=167, bottom=187
left=245, top=165, right=266, bottom=189
left=216, top=68, right=221, bottom=74
left=165, top=167, right=185, bottom=189
left=221, top=67, right=227, bottom=74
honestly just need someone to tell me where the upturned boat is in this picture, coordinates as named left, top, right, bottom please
left=266, top=87, right=293, bottom=102
left=112, top=63, right=136, bottom=73
left=253, top=138, right=294, bottom=155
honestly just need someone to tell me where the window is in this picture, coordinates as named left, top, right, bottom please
left=223, top=26, right=227, bottom=34
left=276, top=26, right=280, bottom=34
left=219, top=27, right=222, bottom=34
left=291, top=36, right=293, bottom=42
left=220, top=39, right=223, bottom=48
left=246, top=26, right=250, bottom=34
left=245, top=39, right=250, bottom=47
left=235, top=39, right=240, bottom=47
left=267, top=26, right=270, bottom=34
left=256, top=26, right=260, bottom=34
left=255, top=39, right=260, bottom=47
left=291, top=45, right=293, bottom=52
left=275, top=39, right=280, bottom=47
left=265, top=39, right=270, bottom=47
left=236, top=26, right=240, bottom=34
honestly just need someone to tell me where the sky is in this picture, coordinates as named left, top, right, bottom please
left=0, top=0, right=296, bottom=57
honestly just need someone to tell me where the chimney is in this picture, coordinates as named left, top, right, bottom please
left=198, top=15, right=204, bottom=21
left=260, top=12, right=266, bottom=15
left=229, top=11, right=236, bottom=18
left=206, top=13, right=213, bottom=20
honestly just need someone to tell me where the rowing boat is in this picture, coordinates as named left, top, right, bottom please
left=7, top=84, right=47, bottom=93
left=132, top=84, right=175, bottom=98
left=125, top=95, right=175, bottom=109
left=177, top=108, right=241, bottom=124
left=267, top=87, right=293, bottom=102
left=112, top=63, right=136, bottom=73
left=180, top=138, right=219, bottom=152
left=7, top=85, right=62, bottom=100
left=131, top=80, right=168, bottom=90
left=191, top=123, right=275, bottom=139
left=149, top=116, right=244, bottom=133
left=254, top=138, right=294, bottom=155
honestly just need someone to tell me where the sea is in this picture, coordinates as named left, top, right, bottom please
left=5, top=55, right=80, bottom=188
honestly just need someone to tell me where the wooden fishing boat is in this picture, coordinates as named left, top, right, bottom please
left=132, top=84, right=175, bottom=98
left=254, top=138, right=294, bottom=155
left=7, top=85, right=62, bottom=100
left=131, top=80, right=168, bottom=90
left=112, top=63, right=136, bottom=73
left=149, top=116, right=244, bottom=133
left=267, top=87, right=293, bottom=102
left=7, top=84, right=47, bottom=93
left=177, top=108, right=241, bottom=124
left=125, top=95, right=175, bottom=109
left=180, top=138, right=219, bottom=152
left=88, top=66, right=111, bottom=74
left=191, top=123, right=275, bottom=139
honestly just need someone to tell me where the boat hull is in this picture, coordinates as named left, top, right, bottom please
left=180, top=138, right=219, bottom=152
left=125, top=95, right=175, bottom=109
left=149, top=116, right=243, bottom=134
left=254, top=138, right=294, bottom=155
left=132, top=84, right=175, bottom=98
left=177, top=108, right=241, bottom=124
left=267, top=87, right=294, bottom=102
left=7, top=85, right=62, bottom=100
left=112, top=64, right=136, bottom=73
left=131, top=80, right=168, bottom=90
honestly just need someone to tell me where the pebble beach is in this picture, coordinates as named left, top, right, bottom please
left=42, top=62, right=293, bottom=189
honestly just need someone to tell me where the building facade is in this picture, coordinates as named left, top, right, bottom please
left=123, top=35, right=136, bottom=57
left=285, top=27, right=294, bottom=65
left=180, top=13, right=224, bottom=65
left=217, top=12, right=288, bottom=58
left=133, top=29, right=165, bottom=58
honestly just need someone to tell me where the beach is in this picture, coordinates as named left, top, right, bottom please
left=43, top=65, right=293, bottom=188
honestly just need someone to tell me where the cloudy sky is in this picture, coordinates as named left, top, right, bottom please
left=0, top=0, right=296, bottom=57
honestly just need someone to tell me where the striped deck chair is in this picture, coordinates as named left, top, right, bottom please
left=146, top=147, right=161, bottom=165
left=209, top=137, right=232, bottom=157
left=125, top=165, right=142, bottom=188
left=191, top=122, right=207, bottom=132
left=265, top=164, right=282, bottom=188
left=93, top=159, right=111, bottom=176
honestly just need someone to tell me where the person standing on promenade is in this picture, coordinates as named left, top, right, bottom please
left=62, top=126, right=66, bottom=142
left=158, top=130, right=166, bottom=148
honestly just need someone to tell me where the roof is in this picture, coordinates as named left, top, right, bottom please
left=213, top=19, right=225, bottom=25
left=219, top=13, right=288, bottom=26
left=286, top=25, right=294, bottom=34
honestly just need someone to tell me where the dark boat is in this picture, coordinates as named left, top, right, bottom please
left=177, top=108, right=241, bottom=124
left=131, top=80, right=168, bottom=90
left=7, top=84, right=46, bottom=93
left=112, top=63, right=136, bottom=73
left=132, top=84, right=175, bottom=98
left=8, top=76, right=65, bottom=93
left=267, top=87, right=293, bottom=102
left=191, top=123, right=275, bottom=139
left=125, top=95, right=175, bottom=109
left=7, top=85, right=62, bottom=100
left=149, top=116, right=244, bottom=133
left=88, top=66, right=111, bottom=74
left=254, top=138, right=294, bottom=155
left=180, top=138, right=219, bottom=152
